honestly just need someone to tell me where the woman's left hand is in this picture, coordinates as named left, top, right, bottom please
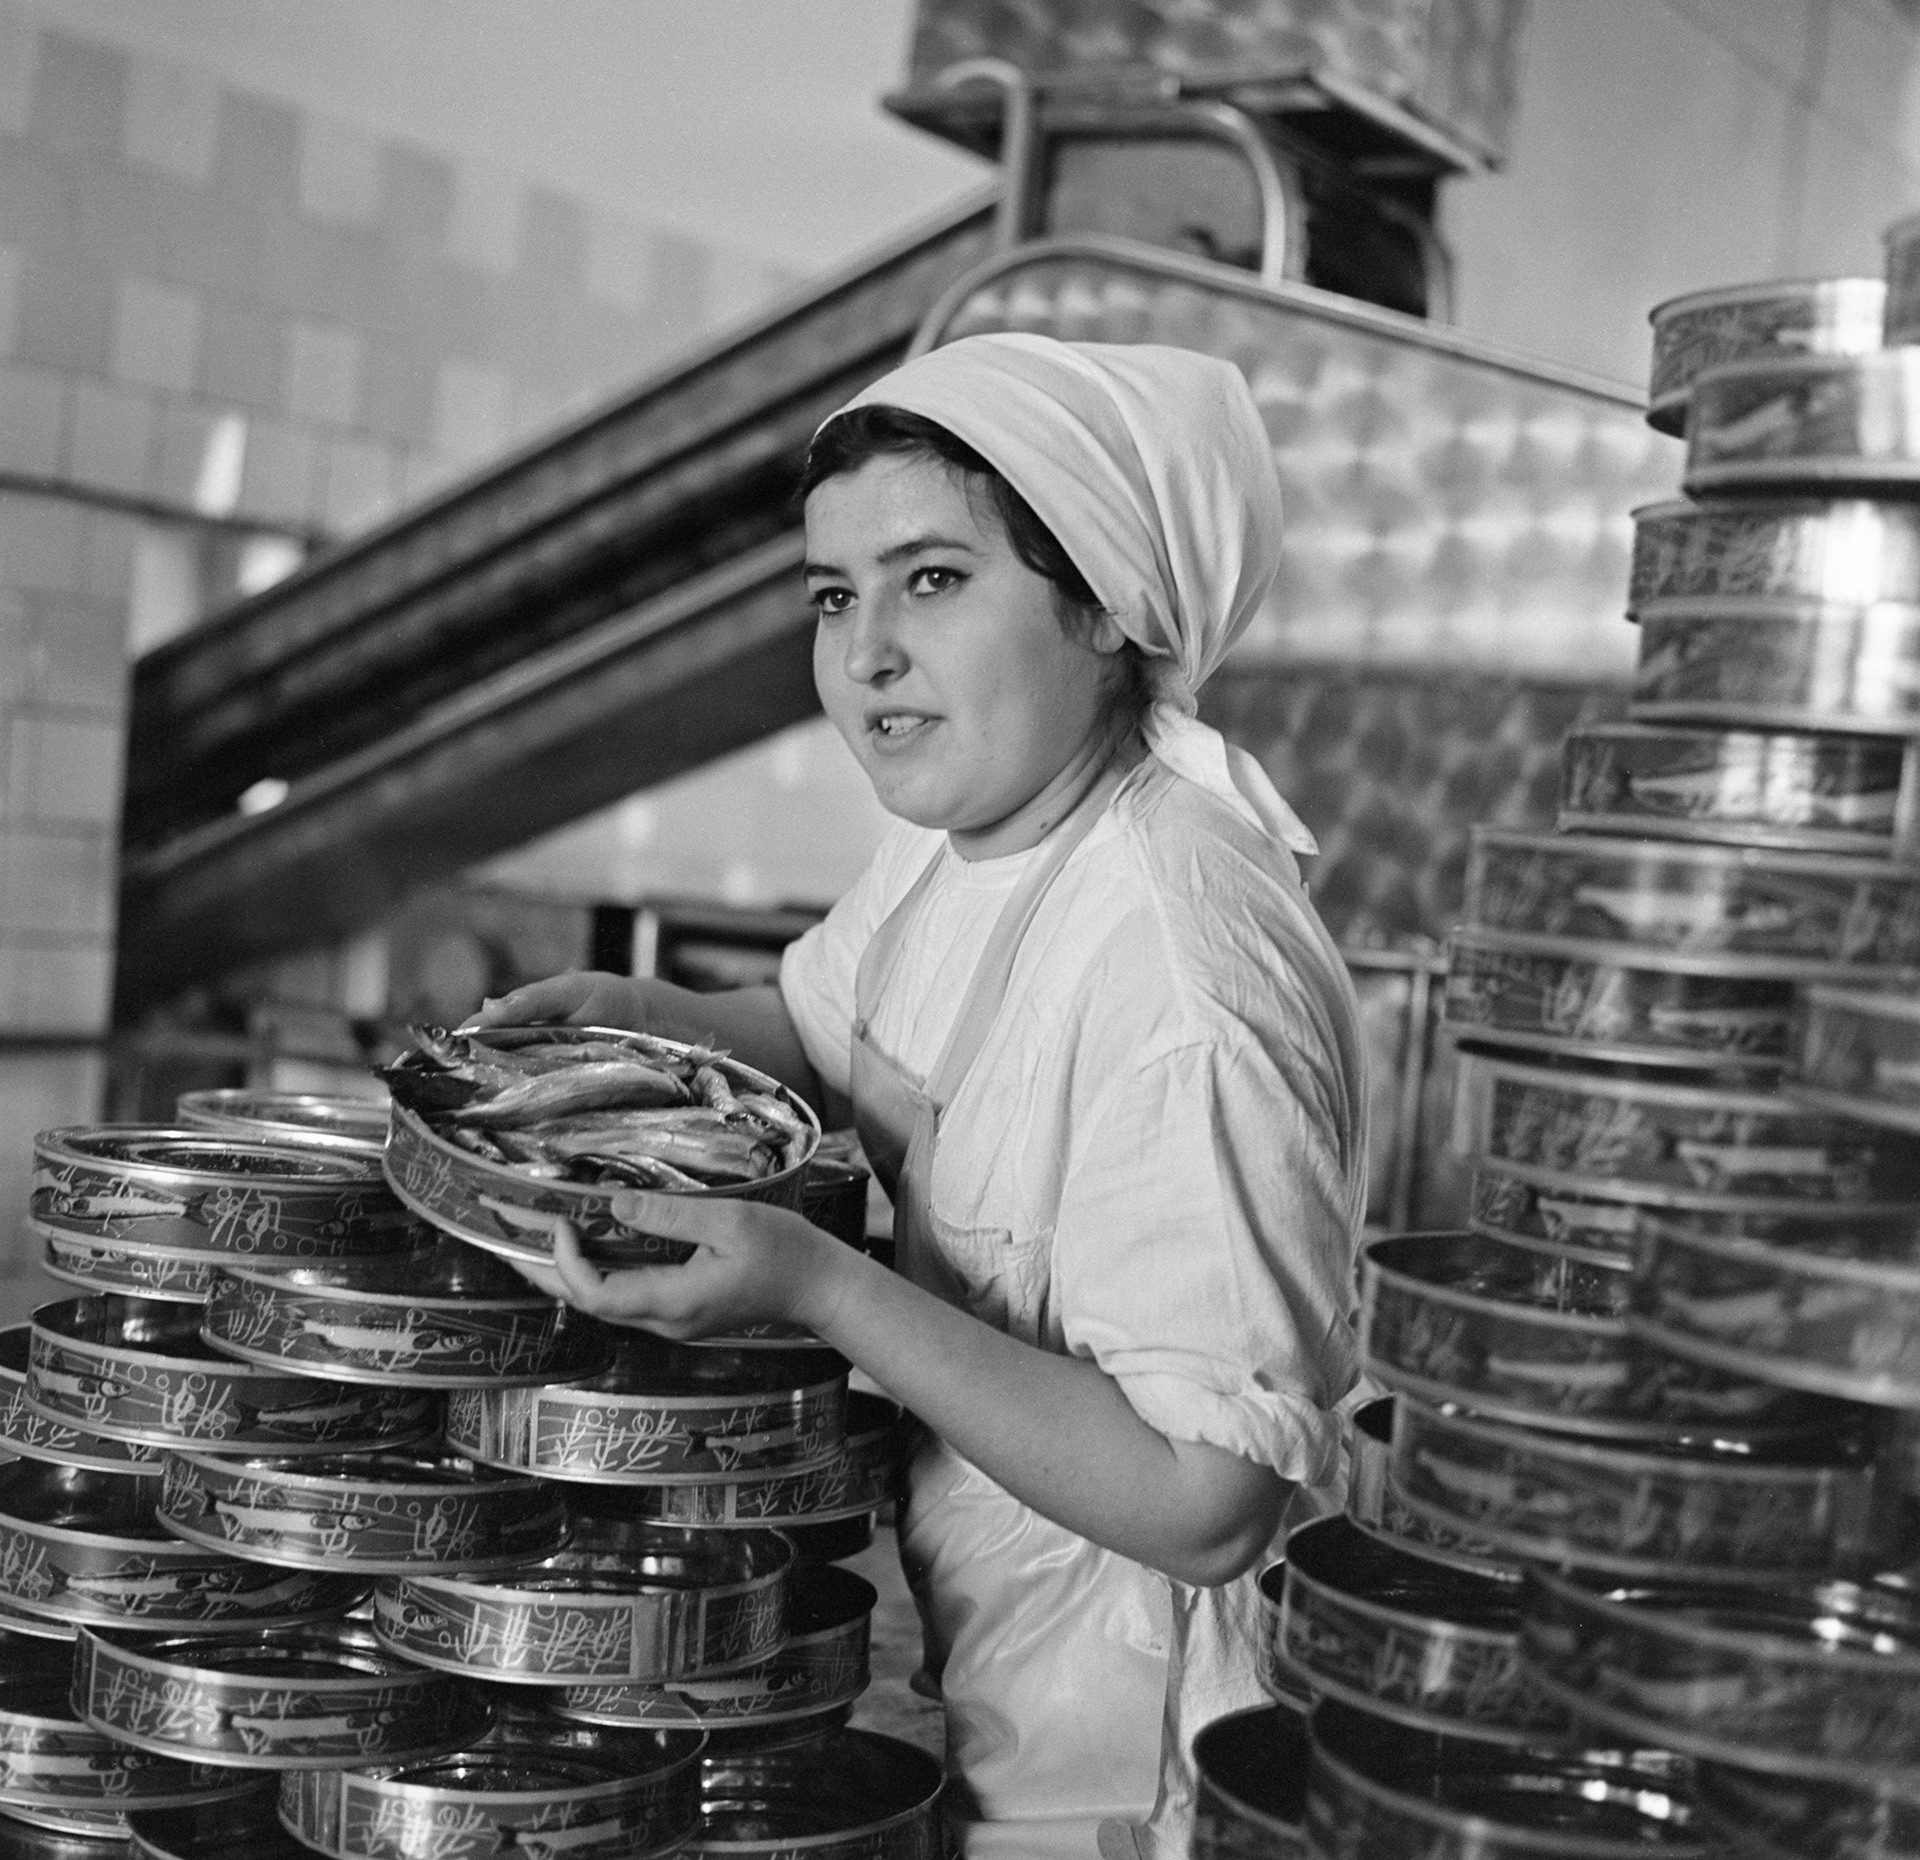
left=509, top=1191, right=854, bottom=1341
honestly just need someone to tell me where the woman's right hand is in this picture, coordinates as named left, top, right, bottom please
left=458, top=970, right=652, bottom=1033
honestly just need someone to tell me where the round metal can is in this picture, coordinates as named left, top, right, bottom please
left=1465, top=827, right=1920, bottom=967
left=30, top=1130, right=406, bottom=1258
left=371, top=1519, right=791, bottom=1686
left=40, top=1230, right=223, bottom=1307
left=0, top=1806, right=141, bottom=1860
left=277, top=1714, right=703, bottom=1860
left=1521, top=1567, right=1920, bottom=1784
left=26, top=1297, right=437, bottom=1455
left=798, top=1158, right=870, bottom=1251
left=575, top=1394, right=899, bottom=1527
left=1695, top=1757, right=1920, bottom=1860
left=1686, top=350, right=1920, bottom=494
left=0, top=1627, right=254, bottom=1813
left=173, top=1093, right=387, bottom=1158
left=1889, top=211, right=1920, bottom=345
left=156, top=1452, right=568, bottom=1577
left=1633, top=603, right=1920, bottom=737
left=688, top=1729, right=941, bottom=1859
left=443, top=1332, right=846, bottom=1483
left=201, top=1239, right=615, bottom=1389
left=1465, top=1168, right=1640, bottom=1269
left=1790, top=982, right=1920, bottom=1133
left=1304, top=1698, right=1708, bottom=1860
left=1460, top=1051, right=1920, bottom=1209
left=1345, top=1398, right=1513, bottom=1580
left=1360, top=1229, right=1822, bottom=1437
left=74, top=1621, right=492, bottom=1771
left=1389, top=1394, right=1897, bottom=1584
left=1631, top=1207, right=1920, bottom=1408
left=0, top=1459, right=363, bottom=1633
left=1267, top=1517, right=1569, bottom=1745
left=1627, top=496, right=1920, bottom=622
left=0, top=1327, right=161, bottom=1476
left=380, top=1029, right=819, bottom=1271
left=1191, top=1701, right=1309, bottom=1860
left=1646, top=279, right=1885, bottom=438
left=129, top=1787, right=310, bottom=1860
left=552, top=1566, right=873, bottom=1739
left=1445, top=930, right=1802, bottom=1068
left=1559, top=721, right=1920, bottom=857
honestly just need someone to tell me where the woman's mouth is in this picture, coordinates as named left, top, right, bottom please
left=868, top=711, right=936, bottom=750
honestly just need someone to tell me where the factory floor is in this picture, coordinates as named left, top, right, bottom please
left=843, top=1523, right=946, bottom=1760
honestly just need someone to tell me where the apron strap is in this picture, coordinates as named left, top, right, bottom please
left=851, top=842, right=948, bottom=1056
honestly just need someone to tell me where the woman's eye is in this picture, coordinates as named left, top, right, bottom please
left=809, top=586, right=853, bottom=617
left=909, top=566, right=964, bottom=596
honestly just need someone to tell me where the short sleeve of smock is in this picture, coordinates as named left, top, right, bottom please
left=779, top=823, right=942, bottom=1100
left=1053, top=1020, right=1362, bottom=1490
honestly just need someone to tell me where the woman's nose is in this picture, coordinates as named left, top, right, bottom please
left=840, top=600, right=907, bottom=685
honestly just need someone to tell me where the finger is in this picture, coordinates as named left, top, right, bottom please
left=550, top=1219, right=611, bottom=1310
left=459, top=976, right=585, bottom=1030
left=507, top=1259, right=569, bottom=1302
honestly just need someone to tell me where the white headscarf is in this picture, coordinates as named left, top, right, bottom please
left=836, top=332, right=1317, bottom=856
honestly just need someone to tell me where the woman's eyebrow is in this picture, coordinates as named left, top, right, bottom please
left=805, top=534, right=979, bottom=581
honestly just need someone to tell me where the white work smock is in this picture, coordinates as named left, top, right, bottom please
left=780, top=755, right=1367, bottom=1855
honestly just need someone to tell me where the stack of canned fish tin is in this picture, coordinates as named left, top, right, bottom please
left=1190, top=216, right=1920, bottom=1858
left=4, top=1056, right=943, bottom=1860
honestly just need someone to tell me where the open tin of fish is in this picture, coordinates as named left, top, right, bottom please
left=1445, top=930, right=1804, bottom=1068
left=157, top=1451, right=568, bottom=1577
left=0, top=1627, right=254, bottom=1813
left=380, top=1028, right=819, bottom=1270
left=1686, top=350, right=1920, bottom=494
left=443, top=1332, right=846, bottom=1483
left=1267, top=1517, right=1568, bottom=1745
left=1695, top=1757, right=1920, bottom=1860
left=1521, top=1567, right=1920, bottom=1783
left=129, top=1787, right=311, bottom=1860
left=1304, top=1698, right=1708, bottom=1860
left=1390, top=1394, right=1899, bottom=1584
left=278, top=1713, right=703, bottom=1860
left=0, top=1459, right=364, bottom=1633
left=551, top=1565, right=871, bottom=1746
left=26, top=1297, right=437, bottom=1456
left=1560, top=721, right=1920, bottom=857
left=688, top=1728, right=941, bottom=1859
left=75, top=1620, right=492, bottom=1770
left=1, top=1808, right=143, bottom=1860
left=173, top=1093, right=388, bottom=1158
left=201, top=1238, right=614, bottom=1388
left=1460, top=1051, right=1920, bottom=1209
left=0, top=1326, right=160, bottom=1476
left=371, top=1518, right=791, bottom=1686
left=1633, top=603, right=1920, bottom=736
left=1361, top=1230, right=1823, bottom=1438
left=571, top=1394, right=899, bottom=1526
left=1465, top=828, right=1920, bottom=967
left=1646, top=279, right=1885, bottom=438
left=31, top=1130, right=406, bottom=1257
left=1192, top=1701, right=1309, bottom=1860
left=1789, top=982, right=1920, bottom=1134
left=0, top=1809, right=129, bottom=1842
left=1346, top=1398, right=1514, bottom=1579
left=1631, top=1207, right=1920, bottom=1408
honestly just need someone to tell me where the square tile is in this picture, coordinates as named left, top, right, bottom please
left=0, top=12, right=37, bottom=138
left=358, top=338, right=437, bottom=446
left=211, top=86, right=299, bottom=209
left=122, top=49, right=218, bottom=184
left=381, top=141, right=453, bottom=246
left=6, top=714, right=122, bottom=825
left=0, top=1049, right=106, bottom=1149
left=125, top=529, right=200, bottom=655
left=235, top=417, right=317, bottom=527
left=79, top=510, right=139, bottom=606
left=284, top=318, right=362, bottom=427
left=27, top=29, right=125, bottom=155
left=0, top=828, right=115, bottom=937
left=0, top=361, right=64, bottom=473
left=200, top=300, right=284, bottom=412
left=446, top=161, right=521, bottom=276
left=0, top=495, right=83, bottom=595
left=0, top=243, right=19, bottom=356
left=29, top=591, right=128, bottom=709
left=13, top=253, right=113, bottom=376
left=320, top=433, right=396, bottom=535
left=583, top=212, right=653, bottom=312
left=152, top=399, right=217, bottom=505
left=431, top=356, right=508, bottom=465
left=299, top=117, right=381, bottom=225
left=65, top=378, right=156, bottom=497
left=0, top=592, right=29, bottom=705
left=519, top=187, right=587, bottom=291
left=111, top=274, right=201, bottom=394
left=1, top=939, right=114, bottom=1035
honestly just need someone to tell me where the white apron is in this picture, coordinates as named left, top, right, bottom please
left=847, top=769, right=1172, bottom=1858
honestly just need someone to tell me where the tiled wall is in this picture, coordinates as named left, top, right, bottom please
left=0, top=0, right=797, bottom=1300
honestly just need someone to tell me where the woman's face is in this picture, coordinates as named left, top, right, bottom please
left=805, top=453, right=1125, bottom=857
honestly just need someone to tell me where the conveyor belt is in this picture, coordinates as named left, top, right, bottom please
left=117, top=228, right=1675, bottom=1015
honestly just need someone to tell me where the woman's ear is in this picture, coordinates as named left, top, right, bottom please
left=1086, top=611, right=1130, bottom=657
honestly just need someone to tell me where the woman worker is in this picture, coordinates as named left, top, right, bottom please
left=475, top=332, right=1368, bottom=1856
